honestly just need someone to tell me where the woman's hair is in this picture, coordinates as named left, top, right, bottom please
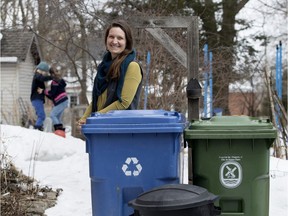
left=105, top=20, right=134, bottom=80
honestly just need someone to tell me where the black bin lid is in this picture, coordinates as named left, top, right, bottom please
left=128, top=184, right=218, bottom=211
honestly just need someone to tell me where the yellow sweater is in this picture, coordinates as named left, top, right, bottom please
left=80, top=62, right=142, bottom=121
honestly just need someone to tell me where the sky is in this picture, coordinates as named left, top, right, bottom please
left=0, top=124, right=287, bottom=216
left=236, top=0, right=287, bottom=62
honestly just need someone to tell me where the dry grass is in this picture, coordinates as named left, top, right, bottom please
left=0, top=151, right=60, bottom=216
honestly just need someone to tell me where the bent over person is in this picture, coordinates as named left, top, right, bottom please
left=78, top=19, right=143, bottom=126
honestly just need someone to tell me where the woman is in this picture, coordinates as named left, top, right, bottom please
left=30, top=61, right=52, bottom=131
left=78, top=20, right=143, bottom=125
left=39, top=66, right=68, bottom=136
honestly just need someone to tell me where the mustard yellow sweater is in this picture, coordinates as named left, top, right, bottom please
left=80, top=62, right=142, bottom=121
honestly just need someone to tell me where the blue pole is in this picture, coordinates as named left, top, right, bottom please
left=279, top=41, right=282, bottom=100
left=275, top=42, right=283, bottom=129
left=209, top=51, right=213, bottom=117
left=203, top=44, right=208, bottom=118
left=144, top=51, right=151, bottom=110
left=276, top=41, right=283, bottom=130
left=275, top=45, right=279, bottom=128
left=276, top=45, right=279, bottom=96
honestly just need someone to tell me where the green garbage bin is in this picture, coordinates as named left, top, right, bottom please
left=184, top=116, right=277, bottom=216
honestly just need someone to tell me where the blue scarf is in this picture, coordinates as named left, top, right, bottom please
left=92, top=50, right=136, bottom=112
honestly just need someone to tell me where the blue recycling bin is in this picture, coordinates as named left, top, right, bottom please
left=82, top=110, right=186, bottom=216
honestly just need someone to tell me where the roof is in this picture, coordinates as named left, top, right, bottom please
left=0, top=29, right=37, bottom=62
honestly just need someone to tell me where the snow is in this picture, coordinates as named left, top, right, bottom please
left=0, top=125, right=91, bottom=216
left=1, top=124, right=287, bottom=216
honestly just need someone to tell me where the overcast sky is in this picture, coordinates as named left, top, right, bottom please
left=237, top=0, right=287, bottom=64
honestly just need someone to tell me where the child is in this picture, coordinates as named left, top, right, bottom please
left=40, top=66, right=68, bottom=137
left=30, top=61, right=52, bottom=131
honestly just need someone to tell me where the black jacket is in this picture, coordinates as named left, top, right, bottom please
left=44, top=79, right=68, bottom=106
left=30, top=73, right=52, bottom=102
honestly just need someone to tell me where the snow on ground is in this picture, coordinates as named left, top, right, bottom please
left=0, top=124, right=287, bottom=216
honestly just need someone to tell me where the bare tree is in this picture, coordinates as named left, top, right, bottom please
left=1, top=0, right=38, bottom=29
left=29, top=1, right=109, bottom=105
left=1, top=0, right=286, bottom=116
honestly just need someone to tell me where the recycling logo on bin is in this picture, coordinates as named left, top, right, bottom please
left=219, top=160, right=242, bottom=189
left=122, top=157, right=142, bottom=176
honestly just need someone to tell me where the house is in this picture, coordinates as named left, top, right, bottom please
left=0, top=29, right=41, bottom=126
left=229, top=92, right=261, bottom=116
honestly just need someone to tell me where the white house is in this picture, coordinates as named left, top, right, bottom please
left=0, top=29, right=42, bottom=126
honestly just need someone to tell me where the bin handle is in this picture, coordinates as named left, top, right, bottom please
left=91, top=112, right=101, bottom=117
left=166, top=111, right=186, bottom=123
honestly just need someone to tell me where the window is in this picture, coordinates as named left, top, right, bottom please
left=70, top=95, right=78, bottom=108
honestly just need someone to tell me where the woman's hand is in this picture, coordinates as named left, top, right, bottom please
left=77, top=119, right=86, bottom=130
left=77, top=119, right=86, bottom=129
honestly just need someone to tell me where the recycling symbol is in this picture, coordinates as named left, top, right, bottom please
left=122, top=157, right=142, bottom=176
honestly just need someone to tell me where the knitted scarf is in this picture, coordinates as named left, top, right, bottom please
left=92, top=50, right=136, bottom=112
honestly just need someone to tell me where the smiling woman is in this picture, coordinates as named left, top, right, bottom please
left=77, top=20, right=143, bottom=126
left=106, top=27, right=126, bottom=59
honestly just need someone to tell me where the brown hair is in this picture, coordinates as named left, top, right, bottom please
left=105, top=20, right=134, bottom=80
left=49, top=66, right=62, bottom=80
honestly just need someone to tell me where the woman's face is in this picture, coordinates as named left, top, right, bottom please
left=106, top=27, right=126, bottom=59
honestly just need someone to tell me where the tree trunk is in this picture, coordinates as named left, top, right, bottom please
left=37, top=0, right=48, bottom=60
left=190, top=0, right=249, bottom=115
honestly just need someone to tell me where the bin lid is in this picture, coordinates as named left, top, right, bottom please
left=82, top=110, right=187, bottom=134
left=184, top=116, right=277, bottom=139
left=128, top=184, right=218, bottom=211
